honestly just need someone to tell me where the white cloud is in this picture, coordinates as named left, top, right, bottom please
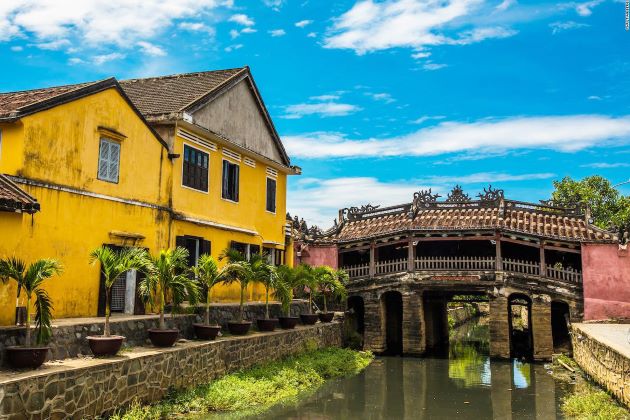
left=92, top=52, right=125, bottom=65
left=241, top=27, right=257, bottom=34
left=178, top=21, right=215, bottom=35
left=324, top=0, right=518, bottom=55
left=32, top=39, right=71, bottom=50
left=366, top=92, right=395, bottom=104
left=283, top=115, right=630, bottom=159
left=307, top=32, right=317, bottom=38
left=411, top=51, right=431, bottom=59
left=282, top=102, right=362, bottom=119
left=10, top=45, right=23, bottom=51
left=574, top=0, right=603, bottom=17
left=295, top=19, right=313, bottom=28
left=263, top=0, right=285, bottom=9
left=230, top=29, right=240, bottom=39
left=581, top=162, right=630, bottom=169
left=310, top=94, right=341, bottom=101
left=229, top=13, right=255, bottom=26
left=137, top=41, right=166, bottom=56
left=549, top=21, right=589, bottom=34
left=269, top=29, right=286, bottom=37
left=0, top=0, right=228, bottom=49
left=67, top=57, right=84, bottom=65
left=588, top=95, right=602, bottom=100
left=495, top=0, right=516, bottom=12
left=224, top=43, right=243, bottom=52
left=410, top=115, right=446, bottom=124
left=423, top=62, right=448, bottom=71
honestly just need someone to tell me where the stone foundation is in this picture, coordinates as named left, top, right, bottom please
left=0, top=321, right=343, bottom=419
left=0, top=301, right=308, bottom=366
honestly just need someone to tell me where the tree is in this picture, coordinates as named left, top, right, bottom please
left=275, top=265, right=300, bottom=317
left=218, top=248, right=253, bottom=322
left=0, top=258, right=62, bottom=346
left=315, top=267, right=348, bottom=313
left=192, top=254, right=223, bottom=326
left=295, top=264, right=319, bottom=314
left=139, top=248, right=199, bottom=330
left=250, top=255, right=278, bottom=320
left=89, top=246, right=146, bottom=336
left=551, top=176, right=629, bottom=229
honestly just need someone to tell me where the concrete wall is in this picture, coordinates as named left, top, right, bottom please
left=294, top=243, right=338, bottom=268
left=582, top=243, right=630, bottom=320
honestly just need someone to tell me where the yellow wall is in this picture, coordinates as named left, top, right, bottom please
left=0, top=87, right=293, bottom=325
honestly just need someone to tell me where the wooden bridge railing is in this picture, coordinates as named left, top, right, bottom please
left=341, top=256, right=582, bottom=283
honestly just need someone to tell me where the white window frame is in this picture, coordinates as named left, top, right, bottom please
left=221, top=158, right=240, bottom=204
left=181, top=142, right=210, bottom=195
left=265, top=176, right=277, bottom=214
left=97, top=137, right=121, bottom=183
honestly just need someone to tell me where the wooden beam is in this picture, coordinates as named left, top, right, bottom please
left=499, top=236, right=540, bottom=248
left=414, top=235, right=495, bottom=242
left=369, top=242, right=375, bottom=278
left=495, top=233, right=503, bottom=271
left=338, top=244, right=371, bottom=253
left=407, top=238, right=415, bottom=272
left=540, top=244, right=546, bottom=277
left=542, top=243, right=582, bottom=254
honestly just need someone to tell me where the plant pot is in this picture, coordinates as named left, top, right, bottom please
left=227, top=321, right=251, bottom=335
left=278, top=316, right=299, bottom=329
left=6, top=346, right=49, bottom=369
left=87, top=335, right=125, bottom=356
left=256, top=318, right=278, bottom=332
left=193, top=324, right=221, bottom=340
left=300, top=313, right=319, bottom=325
left=318, top=312, right=335, bottom=323
left=147, top=328, right=179, bottom=347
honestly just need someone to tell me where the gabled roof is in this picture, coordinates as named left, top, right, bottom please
left=120, top=67, right=291, bottom=166
left=0, top=174, right=39, bottom=214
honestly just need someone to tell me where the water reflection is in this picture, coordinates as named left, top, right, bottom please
left=211, top=317, right=572, bottom=420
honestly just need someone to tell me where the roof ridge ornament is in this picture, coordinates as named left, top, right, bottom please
left=410, top=189, right=441, bottom=218
left=477, top=185, right=504, bottom=204
left=446, top=185, right=471, bottom=202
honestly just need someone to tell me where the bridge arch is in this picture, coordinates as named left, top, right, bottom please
left=347, top=295, right=365, bottom=335
left=551, top=300, right=572, bottom=353
left=508, top=293, right=533, bottom=359
left=380, top=291, right=403, bottom=355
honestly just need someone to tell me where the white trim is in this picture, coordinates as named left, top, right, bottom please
left=178, top=129, right=217, bottom=151
left=262, top=240, right=284, bottom=247
left=175, top=213, right=258, bottom=235
left=181, top=142, right=210, bottom=195
left=221, top=158, right=240, bottom=203
left=265, top=176, right=276, bottom=214
left=266, top=167, right=278, bottom=178
left=244, top=157, right=256, bottom=168
left=222, top=148, right=241, bottom=162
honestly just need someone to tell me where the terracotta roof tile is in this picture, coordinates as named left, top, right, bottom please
left=0, top=82, right=96, bottom=119
left=0, top=175, right=39, bottom=214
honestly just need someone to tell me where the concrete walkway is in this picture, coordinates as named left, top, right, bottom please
left=574, top=323, right=630, bottom=358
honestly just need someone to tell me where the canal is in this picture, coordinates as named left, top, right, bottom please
left=252, top=317, right=573, bottom=419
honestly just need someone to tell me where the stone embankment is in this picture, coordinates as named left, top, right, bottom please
left=448, top=302, right=489, bottom=327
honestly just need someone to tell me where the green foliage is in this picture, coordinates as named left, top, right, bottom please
left=111, top=347, right=374, bottom=420
left=313, top=267, right=348, bottom=313
left=192, top=254, right=222, bottom=325
left=0, top=257, right=62, bottom=346
left=551, top=175, right=629, bottom=229
left=562, top=386, right=630, bottom=420
left=275, top=265, right=299, bottom=316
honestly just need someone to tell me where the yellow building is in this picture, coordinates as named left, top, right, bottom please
left=0, top=67, right=299, bottom=326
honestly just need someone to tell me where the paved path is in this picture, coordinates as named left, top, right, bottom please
left=573, top=323, right=630, bottom=358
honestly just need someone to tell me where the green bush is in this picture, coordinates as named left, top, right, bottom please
left=563, top=386, right=630, bottom=420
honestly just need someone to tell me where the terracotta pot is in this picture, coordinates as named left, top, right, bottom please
left=6, top=346, right=49, bottom=369
left=256, top=318, right=278, bottom=332
left=227, top=321, right=252, bottom=335
left=300, top=314, right=319, bottom=325
left=147, top=328, right=179, bottom=347
left=87, top=335, right=125, bottom=356
left=318, top=312, right=335, bottom=323
left=278, top=316, right=299, bottom=330
left=193, top=324, right=221, bottom=340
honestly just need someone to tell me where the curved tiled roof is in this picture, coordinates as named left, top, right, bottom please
left=0, top=174, right=39, bottom=214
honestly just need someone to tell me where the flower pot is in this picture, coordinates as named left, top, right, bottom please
left=318, top=312, right=335, bottom=323
left=193, top=324, right=221, bottom=340
left=278, top=316, right=299, bottom=330
left=256, top=318, right=278, bottom=332
left=147, top=328, right=179, bottom=347
left=87, top=335, right=125, bottom=356
left=300, top=313, right=319, bottom=325
left=6, top=346, right=49, bottom=369
left=227, top=321, right=251, bottom=335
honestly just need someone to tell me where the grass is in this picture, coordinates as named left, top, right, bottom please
left=110, top=347, right=373, bottom=419
left=562, top=386, right=630, bottom=420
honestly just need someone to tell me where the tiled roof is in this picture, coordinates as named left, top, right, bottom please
left=119, top=68, right=246, bottom=120
left=0, top=82, right=98, bottom=119
left=0, top=175, right=39, bottom=214
left=331, top=188, right=617, bottom=243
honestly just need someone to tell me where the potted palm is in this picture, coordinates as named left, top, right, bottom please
left=252, top=255, right=278, bottom=332
left=139, top=247, right=199, bottom=347
left=316, top=267, right=348, bottom=323
left=0, top=258, right=62, bottom=369
left=192, top=254, right=223, bottom=340
left=219, top=248, right=253, bottom=335
left=275, top=265, right=299, bottom=329
left=87, top=246, right=145, bottom=356
left=296, top=264, right=319, bottom=325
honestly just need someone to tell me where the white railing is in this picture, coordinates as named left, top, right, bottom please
left=545, top=266, right=582, bottom=283
left=414, top=256, right=496, bottom=271
left=375, top=258, right=407, bottom=275
left=343, top=263, right=369, bottom=279
left=502, top=258, right=540, bottom=276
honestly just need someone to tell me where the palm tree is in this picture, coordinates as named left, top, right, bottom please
left=275, top=265, right=299, bottom=317
left=139, top=247, right=199, bottom=330
left=315, top=267, right=348, bottom=313
left=250, top=254, right=278, bottom=320
left=295, top=264, right=319, bottom=314
left=89, top=246, right=146, bottom=336
left=192, top=254, right=223, bottom=325
left=0, top=258, right=62, bottom=346
left=218, top=248, right=253, bottom=322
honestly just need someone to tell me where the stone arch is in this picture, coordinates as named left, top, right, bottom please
left=380, top=290, right=403, bottom=355
left=508, top=293, right=533, bottom=359
left=348, top=295, right=365, bottom=335
left=551, top=300, right=572, bottom=353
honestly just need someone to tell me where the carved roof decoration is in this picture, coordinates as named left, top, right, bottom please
left=316, top=185, right=617, bottom=244
left=287, top=212, right=336, bottom=244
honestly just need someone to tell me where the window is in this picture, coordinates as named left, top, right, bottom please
left=183, top=145, right=209, bottom=192
left=98, top=138, right=120, bottom=183
left=222, top=160, right=239, bottom=202
left=266, top=177, right=276, bottom=213
left=176, top=235, right=211, bottom=267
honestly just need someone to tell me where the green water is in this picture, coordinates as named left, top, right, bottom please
left=251, top=318, right=573, bottom=419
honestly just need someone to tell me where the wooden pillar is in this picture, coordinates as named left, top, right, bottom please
left=495, top=234, right=503, bottom=270
left=539, top=244, right=546, bottom=277
left=369, top=241, right=375, bottom=278
left=407, top=238, right=415, bottom=272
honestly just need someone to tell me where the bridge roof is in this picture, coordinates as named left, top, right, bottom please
left=324, top=186, right=617, bottom=244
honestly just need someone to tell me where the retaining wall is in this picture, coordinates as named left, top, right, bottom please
left=0, top=321, right=344, bottom=419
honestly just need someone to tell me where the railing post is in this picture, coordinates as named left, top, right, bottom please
left=407, top=238, right=415, bottom=273
left=369, top=241, right=375, bottom=278
left=495, top=234, right=503, bottom=270
left=539, top=244, right=546, bottom=278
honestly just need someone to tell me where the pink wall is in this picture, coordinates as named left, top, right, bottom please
left=582, top=243, right=630, bottom=320
left=293, top=242, right=338, bottom=268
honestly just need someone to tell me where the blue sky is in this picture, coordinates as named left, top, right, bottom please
left=1, top=0, right=629, bottom=226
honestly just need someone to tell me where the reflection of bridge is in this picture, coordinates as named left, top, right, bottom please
left=320, top=186, right=618, bottom=361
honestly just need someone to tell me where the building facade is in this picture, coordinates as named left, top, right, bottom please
left=0, top=68, right=298, bottom=325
